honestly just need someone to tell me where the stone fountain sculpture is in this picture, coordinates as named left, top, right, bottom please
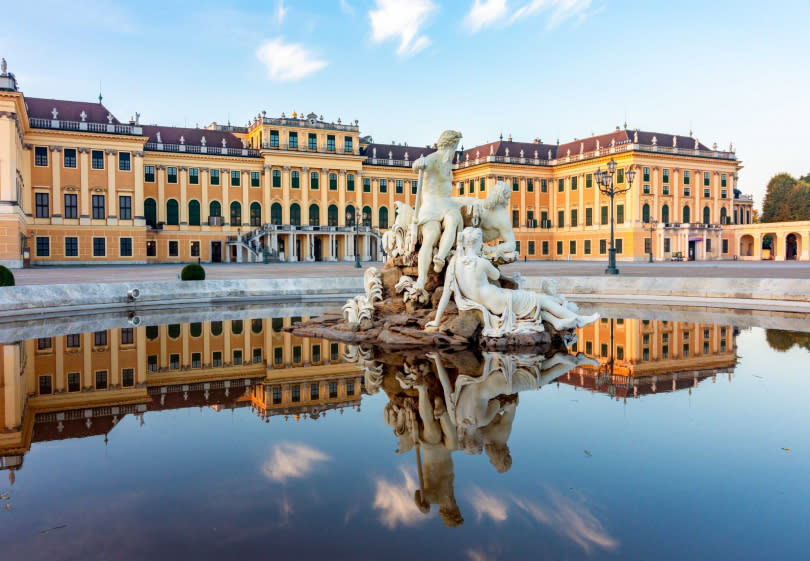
left=291, top=129, right=599, bottom=350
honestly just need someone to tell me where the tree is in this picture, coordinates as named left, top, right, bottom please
left=761, top=173, right=810, bottom=222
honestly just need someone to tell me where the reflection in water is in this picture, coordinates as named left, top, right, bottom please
left=765, top=329, right=810, bottom=352
left=352, top=347, right=597, bottom=528
left=262, top=442, right=331, bottom=483
left=372, top=467, right=425, bottom=529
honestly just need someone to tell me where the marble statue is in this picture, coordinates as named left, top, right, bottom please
left=428, top=228, right=598, bottom=336
left=408, top=130, right=464, bottom=295
left=342, top=268, right=383, bottom=324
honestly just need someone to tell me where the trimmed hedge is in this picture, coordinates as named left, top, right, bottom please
left=0, top=265, right=14, bottom=287
left=180, top=263, right=206, bottom=281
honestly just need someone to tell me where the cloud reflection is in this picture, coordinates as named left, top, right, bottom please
left=373, top=467, right=426, bottom=529
left=512, top=488, right=619, bottom=553
left=466, top=548, right=496, bottom=561
left=468, top=486, right=508, bottom=523
left=262, top=442, right=330, bottom=483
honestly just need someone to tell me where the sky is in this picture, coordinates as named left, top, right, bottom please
left=3, top=0, right=810, bottom=207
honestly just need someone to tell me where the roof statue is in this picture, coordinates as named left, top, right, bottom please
left=51, top=107, right=58, bottom=119
left=673, top=135, right=677, bottom=147
left=634, top=130, right=639, bottom=143
left=0, top=58, right=6, bottom=75
left=80, top=110, right=87, bottom=122
left=201, top=136, right=206, bottom=146
left=156, top=131, right=161, bottom=143
left=107, top=113, right=113, bottom=124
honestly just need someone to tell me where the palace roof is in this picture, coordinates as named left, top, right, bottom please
left=24, top=96, right=122, bottom=124
left=140, top=124, right=245, bottom=149
left=361, top=143, right=436, bottom=161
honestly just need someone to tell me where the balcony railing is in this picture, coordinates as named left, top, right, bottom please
left=145, top=142, right=260, bottom=158
left=29, top=117, right=143, bottom=135
left=258, top=116, right=359, bottom=132
left=208, top=216, right=223, bottom=226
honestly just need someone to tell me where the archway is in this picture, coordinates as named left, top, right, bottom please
left=786, top=233, right=800, bottom=260
left=762, top=233, right=776, bottom=260
left=739, top=234, right=755, bottom=257
left=313, top=237, right=322, bottom=261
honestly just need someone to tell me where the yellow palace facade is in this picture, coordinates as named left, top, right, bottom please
left=0, top=60, right=753, bottom=268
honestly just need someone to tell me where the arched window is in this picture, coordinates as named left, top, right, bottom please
left=720, top=207, right=728, bottom=225
left=346, top=205, right=356, bottom=226
left=703, top=206, right=711, bottom=224
left=230, top=201, right=241, bottom=226
left=166, top=199, right=179, bottom=225
left=379, top=206, right=389, bottom=229
left=309, top=203, right=320, bottom=226
left=168, top=324, right=181, bottom=339
left=661, top=204, right=670, bottom=224
left=188, top=200, right=201, bottom=226
left=210, top=321, right=222, bottom=336
left=190, top=322, right=202, bottom=337
left=362, top=205, right=372, bottom=227
left=642, top=203, right=650, bottom=223
left=209, top=200, right=221, bottom=218
left=231, top=320, right=243, bottom=335
left=144, top=198, right=157, bottom=226
left=290, top=203, right=301, bottom=226
left=328, top=204, right=338, bottom=226
left=271, top=202, right=282, bottom=225
left=251, top=318, right=263, bottom=334
left=682, top=205, right=691, bottom=223
left=146, top=325, right=158, bottom=340
left=250, top=202, right=261, bottom=226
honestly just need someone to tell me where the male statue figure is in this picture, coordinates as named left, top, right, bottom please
left=408, top=130, right=464, bottom=295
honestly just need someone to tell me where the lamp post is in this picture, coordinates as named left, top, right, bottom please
left=595, top=158, right=635, bottom=274
left=347, top=208, right=361, bottom=268
left=647, top=219, right=658, bottom=263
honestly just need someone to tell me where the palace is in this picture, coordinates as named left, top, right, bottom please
left=1, top=59, right=760, bottom=268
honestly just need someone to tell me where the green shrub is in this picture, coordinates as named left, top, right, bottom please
left=180, top=263, right=205, bottom=281
left=0, top=265, right=14, bottom=287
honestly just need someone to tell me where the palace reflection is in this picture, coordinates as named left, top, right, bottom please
left=0, top=316, right=738, bottom=485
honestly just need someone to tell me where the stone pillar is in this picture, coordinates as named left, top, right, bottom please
left=282, top=166, right=291, bottom=224
left=50, top=146, right=62, bottom=221
left=301, top=166, right=310, bottom=225
left=241, top=170, right=249, bottom=226
left=179, top=166, right=188, bottom=228
left=263, top=164, right=272, bottom=225
left=321, top=168, right=329, bottom=225
left=110, top=329, right=120, bottom=386
left=652, top=166, right=659, bottom=222
left=133, top=151, right=145, bottom=226
left=106, top=149, right=117, bottom=224
left=201, top=168, right=210, bottom=227
left=82, top=333, right=93, bottom=389
left=775, top=233, right=786, bottom=261
left=136, top=326, right=147, bottom=385
left=754, top=233, right=762, bottom=259
left=221, top=168, right=229, bottom=229
left=181, top=323, right=190, bottom=368
left=55, top=336, right=65, bottom=391
left=157, top=165, right=166, bottom=222
left=673, top=169, right=680, bottom=222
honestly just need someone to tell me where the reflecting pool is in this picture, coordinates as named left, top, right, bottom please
left=1, top=310, right=808, bottom=560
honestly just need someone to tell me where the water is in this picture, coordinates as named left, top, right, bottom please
left=1, top=310, right=808, bottom=560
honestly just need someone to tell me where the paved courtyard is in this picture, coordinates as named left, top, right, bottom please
left=8, top=260, right=810, bottom=285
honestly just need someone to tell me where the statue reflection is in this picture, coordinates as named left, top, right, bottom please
left=351, top=346, right=597, bottom=527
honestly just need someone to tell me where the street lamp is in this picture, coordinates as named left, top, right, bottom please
left=596, top=158, right=635, bottom=274
left=347, top=208, right=361, bottom=268
left=647, top=219, right=658, bottom=263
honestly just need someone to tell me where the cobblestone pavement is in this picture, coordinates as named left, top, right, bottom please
left=9, top=260, right=810, bottom=285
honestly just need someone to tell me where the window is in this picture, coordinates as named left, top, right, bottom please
left=347, top=174, right=355, bottom=191
left=212, top=351, right=223, bottom=367
left=542, top=240, right=549, bottom=255
left=92, top=150, right=104, bottom=169
left=39, top=375, right=52, bottom=395
left=721, top=173, right=727, bottom=188
left=272, top=386, right=282, bottom=404
left=147, top=355, right=158, bottom=372
left=210, top=169, right=220, bottom=185
left=617, top=205, right=624, bottom=224
left=88, top=195, right=105, bottom=221
left=63, top=148, right=77, bottom=168
left=270, top=130, right=279, bottom=147
left=248, top=171, right=259, bottom=187
left=64, top=193, right=77, bottom=219
left=120, top=237, right=133, bottom=257
left=541, top=179, right=548, bottom=192
left=570, top=209, right=578, bottom=227
left=363, top=178, right=371, bottom=192
left=512, top=209, right=519, bottom=227
left=310, top=171, right=319, bottom=190
left=308, top=133, right=317, bottom=151
left=327, top=135, right=335, bottom=151
left=584, top=240, right=591, bottom=254
left=558, top=178, right=564, bottom=192
left=122, top=368, right=134, bottom=387
left=663, top=184, right=670, bottom=196
left=289, top=132, right=298, bottom=149
left=723, top=239, right=729, bottom=254
left=169, top=354, right=180, bottom=370
left=346, top=380, right=355, bottom=396
left=664, top=238, right=671, bottom=253
left=119, top=195, right=132, bottom=220
left=569, top=240, right=576, bottom=254
left=144, top=165, right=155, bottom=182
left=35, top=146, right=48, bottom=166
left=253, top=348, right=262, bottom=364
left=329, top=173, right=338, bottom=190
left=331, top=342, right=339, bottom=361
left=329, top=381, right=338, bottom=398
left=146, top=240, right=156, bottom=256
left=556, top=240, right=563, bottom=255
left=571, top=176, right=578, bottom=190
left=311, top=383, right=319, bottom=400
left=663, top=168, right=670, bottom=183
left=512, top=178, right=519, bottom=192
left=617, top=169, right=624, bottom=184
left=515, top=240, right=520, bottom=255
left=68, top=372, right=80, bottom=392
left=585, top=207, right=593, bottom=226
left=268, top=169, right=280, bottom=188
left=231, top=171, right=240, bottom=186
left=528, top=241, right=536, bottom=255
left=644, top=237, right=651, bottom=254
left=187, top=167, right=199, bottom=185
left=480, top=177, right=486, bottom=192
left=35, top=192, right=49, bottom=218
left=291, top=385, right=301, bottom=402
left=168, top=240, right=178, bottom=257
left=379, top=179, right=387, bottom=193
left=293, top=345, right=302, bottom=363
left=396, top=179, right=403, bottom=194
left=121, top=328, right=134, bottom=344
left=683, top=205, right=691, bottom=223
left=600, top=344, right=608, bottom=358
left=231, top=201, right=242, bottom=226
left=37, top=337, right=52, bottom=350
left=166, top=199, right=179, bottom=225
left=616, top=238, right=623, bottom=254
left=683, top=170, right=691, bottom=185
left=643, top=167, right=650, bottom=182
left=274, top=347, right=283, bottom=366
left=412, top=180, right=418, bottom=194
left=66, top=334, right=80, bottom=348
left=95, top=370, right=108, bottom=390
left=118, top=152, right=131, bottom=171
left=599, top=239, right=607, bottom=254
left=231, top=319, right=243, bottom=335
left=93, top=330, right=108, bottom=346
left=344, top=137, right=353, bottom=153
left=703, top=171, right=710, bottom=186
left=291, top=171, right=300, bottom=188
left=557, top=210, right=564, bottom=228
left=36, top=236, right=50, bottom=256
left=65, top=236, right=78, bottom=256
left=188, top=240, right=199, bottom=257
left=600, top=206, right=608, bottom=225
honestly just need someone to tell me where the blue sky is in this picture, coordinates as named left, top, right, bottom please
left=3, top=0, right=810, bottom=206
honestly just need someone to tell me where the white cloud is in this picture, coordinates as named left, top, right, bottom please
left=256, top=38, right=328, bottom=82
left=468, top=486, right=509, bottom=523
left=340, top=0, right=355, bottom=16
left=546, top=0, right=592, bottom=29
left=368, top=0, right=437, bottom=56
left=372, top=467, right=426, bottom=529
left=276, top=0, right=288, bottom=24
left=262, top=442, right=331, bottom=482
left=466, top=549, right=496, bottom=561
left=463, top=0, right=509, bottom=32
